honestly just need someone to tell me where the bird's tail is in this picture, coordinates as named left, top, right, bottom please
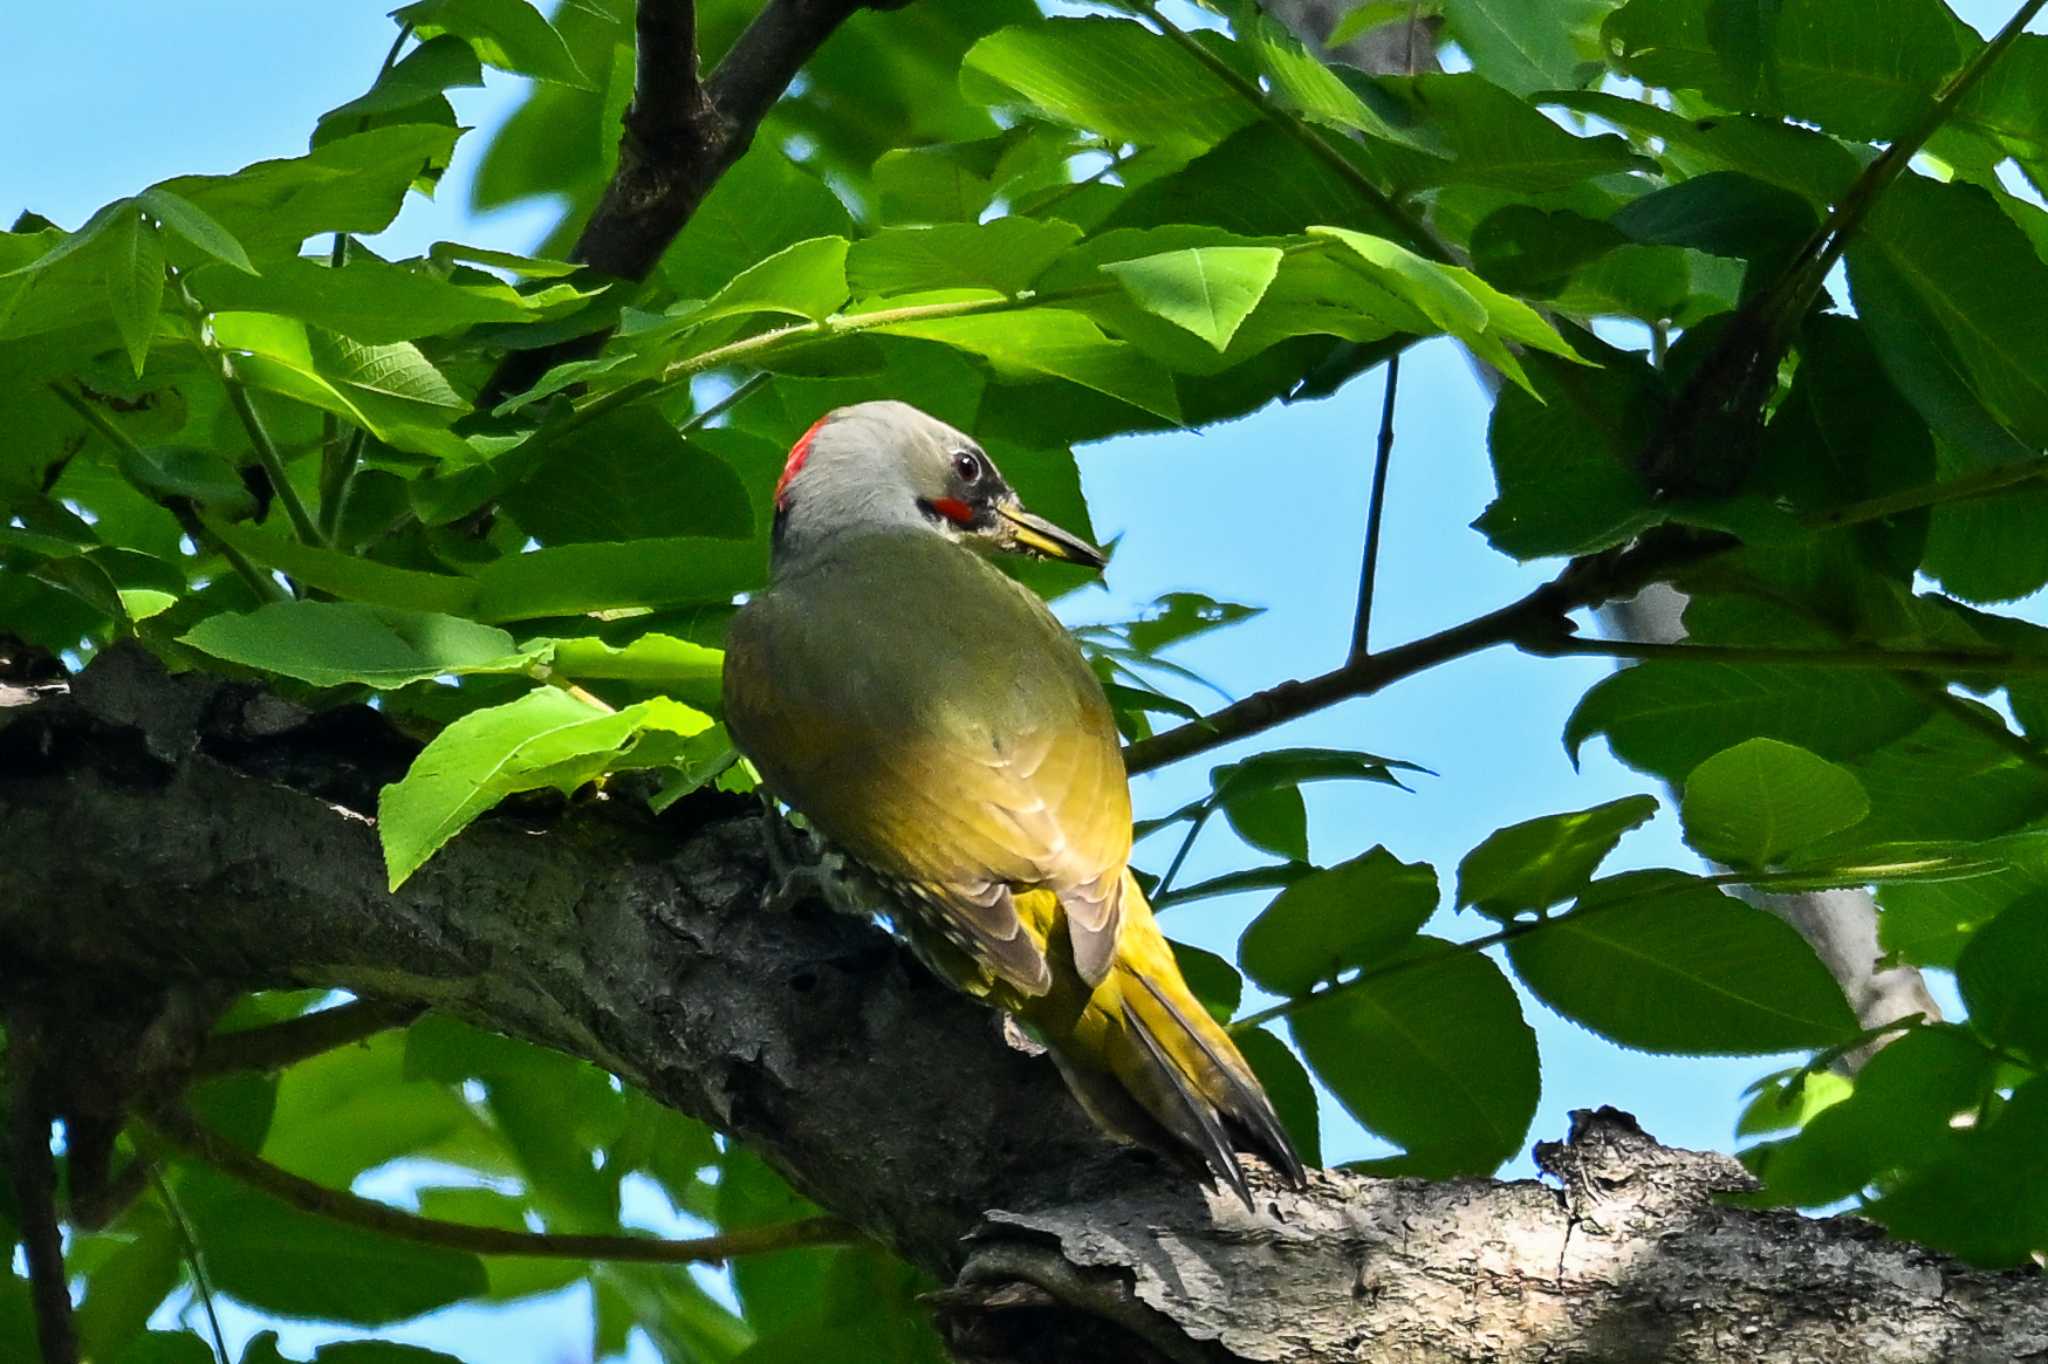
left=1022, top=871, right=1307, bottom=1206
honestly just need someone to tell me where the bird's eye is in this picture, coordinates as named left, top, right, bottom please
left=952, top=451, right=984, bottom=484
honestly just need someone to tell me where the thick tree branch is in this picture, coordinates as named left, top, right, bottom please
left=6, top=648, right=2046, bottom=1362
left=7, top=1013, right=79, bottom=1364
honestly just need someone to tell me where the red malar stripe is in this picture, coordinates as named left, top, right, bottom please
left=928, top=497, right=975, bottom=525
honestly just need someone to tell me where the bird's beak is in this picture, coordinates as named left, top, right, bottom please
left=994, top=502, right=1107, bottom=570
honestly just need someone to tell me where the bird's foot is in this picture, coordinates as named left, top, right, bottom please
left=759, top=810, right=871, bottom=917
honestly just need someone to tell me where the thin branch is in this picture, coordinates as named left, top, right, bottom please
left=1124, top=533, right=1732, bottom=774
left=7, top=1017, right=78, bottom=1364
left=148, top=1106, right=859, bottom=1264
left=1350, top=353, right=1400, bottom=661
left=150, top=1166, right=231, bottom=1364
left=1149, top=807, right=1215, bottom=906
left=1774, top=0, right=2048, bottom=327
left=317, top=426, right=368, bottom=546
left=224, top=380, right=323, bottom=547
left=1529, top=636, right=2048, bottom=676
left=679, top=369, right=772, bottom=434
left=196, top=999, right=425, bottom=1077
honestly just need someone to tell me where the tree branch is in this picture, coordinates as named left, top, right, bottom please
left=195, top=999, right=425, bottom=1077
left=1348, top=353, right=1399, bottom=660
left=1124, top=532, right=1730, bottom=774
left=5, top=649, right=2048, bottom=1360
left=7, top=1013, right=79, bottom=1364
left=148, top=1106, right=855, bottom=1264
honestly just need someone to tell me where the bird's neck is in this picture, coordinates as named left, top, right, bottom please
left=771, top=480, right=941, bottom=581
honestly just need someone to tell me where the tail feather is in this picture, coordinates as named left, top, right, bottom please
left=1130, top=970, right=1307, bottom=1189
left=1023, top=873, right=1308, bottom=1205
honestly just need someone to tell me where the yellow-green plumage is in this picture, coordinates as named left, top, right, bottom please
left=725, top=507, right=1304, bottom=1202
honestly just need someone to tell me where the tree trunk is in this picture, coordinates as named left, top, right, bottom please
left=1, top=646, right=2039, bottom=1364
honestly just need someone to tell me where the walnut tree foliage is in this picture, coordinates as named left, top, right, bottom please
left=6, top=0, right=2048, bottom=1358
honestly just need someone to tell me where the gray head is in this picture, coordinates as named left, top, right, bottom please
left=769, top=400, right=1105, bottom=575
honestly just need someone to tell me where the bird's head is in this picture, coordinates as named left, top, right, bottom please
left=770, top=399, right=1106, bottom=571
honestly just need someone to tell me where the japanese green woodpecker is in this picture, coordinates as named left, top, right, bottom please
left=722, top=400, right=1305, bottom=1204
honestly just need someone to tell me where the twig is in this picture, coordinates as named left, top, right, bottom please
left=679, top=370, right=771, bottom=434
left=7, top=1016, right=78, bottom=1364
left=1350, top=354, right=1400, bottom=660
left=1124, top=533, right=1732, bottom=774
left=196, top=999, right=425, bottom=1077
left=149, top=1106, right=857, bottom=1263
left=149, top=1166, right=231, bottom=1364
left=1149, top=807, right=1215, bottom=906
left=1527, top=636, right=2048, bottom=676
left=1808, top=455, right=2048, bottom=531
left=224, top=380, right=324, bottom=547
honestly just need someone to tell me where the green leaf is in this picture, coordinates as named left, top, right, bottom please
left=181, top=602, right=541, bottom=689
left=696, top=237, right=851, bottom=325
left=963, top=17, right=1255, bottom=155
left=1850, top=175, right=2048, bottom=450
left=394, top=0, right=592, bottom=88
left=180, top=1169, right=487, bottom=1325
left=869, top=307, right=1181, bottom=421
left=498, top=407, right=755, bottom=545
left=1741, top=1023, right=1998, bottom=1205
left=1240, top=847, right=1439, bottom=996
left=1227, top=0, right=1439, bottom=150
left=1103, top=246, right=1284, bottom=351
left=540, top=632, right=724, bottom=709
left=1609, top=170, right=1818, bottom=268
left=135, top=187, right=257, bottom=274
left=1604, top=0, right=1974, bottom=142
left=661, top=146, right=853, bottom=300
left=1170, top=939, right=1244, bottom=1022
left=314, top=34, right=486, bottom=143
left=1956, top=893, right=2048, bottom=1064
left=1368, top=72, right=1641, bottom=193
left=1680, top=738, right=1872, bottom=869
left=1220, top=782, right=1307, bottom=861
left=117, top=444, right=255, bottom=517
left=470, top=535, right=765, bottom=622
left=378, top=686, right=712, bottom=888
left=103, top=208, right=164, bottom=375
left=1442, top=0, right=1608, bottom=95
left=206, top=519, right=480, bottom=614
left=1508, top=870, right=1858, bottom=1053
left=1735, top=1068, right=1853, bottom=1137
left=1292, top=937, right=1537, bottom=1176
left=1456, top=794, right=1659, bottom=920
left=152, top=125, right=462, bottom=256
left=1564, top=660, right=1930, bottom=784
left=188, top=252, right=587, bottom=344
left=846, top=220, right=1082, bottom=299
left=1469, top=206, right=1629, bottom=297
left=215, top=314, right=469, bottom=457
left=1861, top=1072, right=2048, bottom=1267
left=1120, top=591, right=1263, bottom=653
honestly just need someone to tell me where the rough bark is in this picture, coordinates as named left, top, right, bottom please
left=2, top=647, right=2043, bottom=1364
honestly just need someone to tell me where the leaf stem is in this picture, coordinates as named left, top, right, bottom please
left=225, top=379, right=325, bottom=547
left=147, top=1106, right=858, bottom=1264
left=1350, top=353, right=1400, bottom=660
left=679, top=370, right=772, bottom=434
left=318, top=426, right=368, bottom=546
left=1807, top=455, right=2048, bottom=531
left=1150, top=806, right=1216, bottom=906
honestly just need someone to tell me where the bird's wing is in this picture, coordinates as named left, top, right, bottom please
left=722, top=536, right=1131, bottom=995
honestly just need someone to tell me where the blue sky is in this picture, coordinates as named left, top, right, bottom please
left=5, top=1, right=2029, bottom=1358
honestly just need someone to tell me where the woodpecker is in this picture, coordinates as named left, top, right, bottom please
left=721, top=400, right=1305, bottom=1204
